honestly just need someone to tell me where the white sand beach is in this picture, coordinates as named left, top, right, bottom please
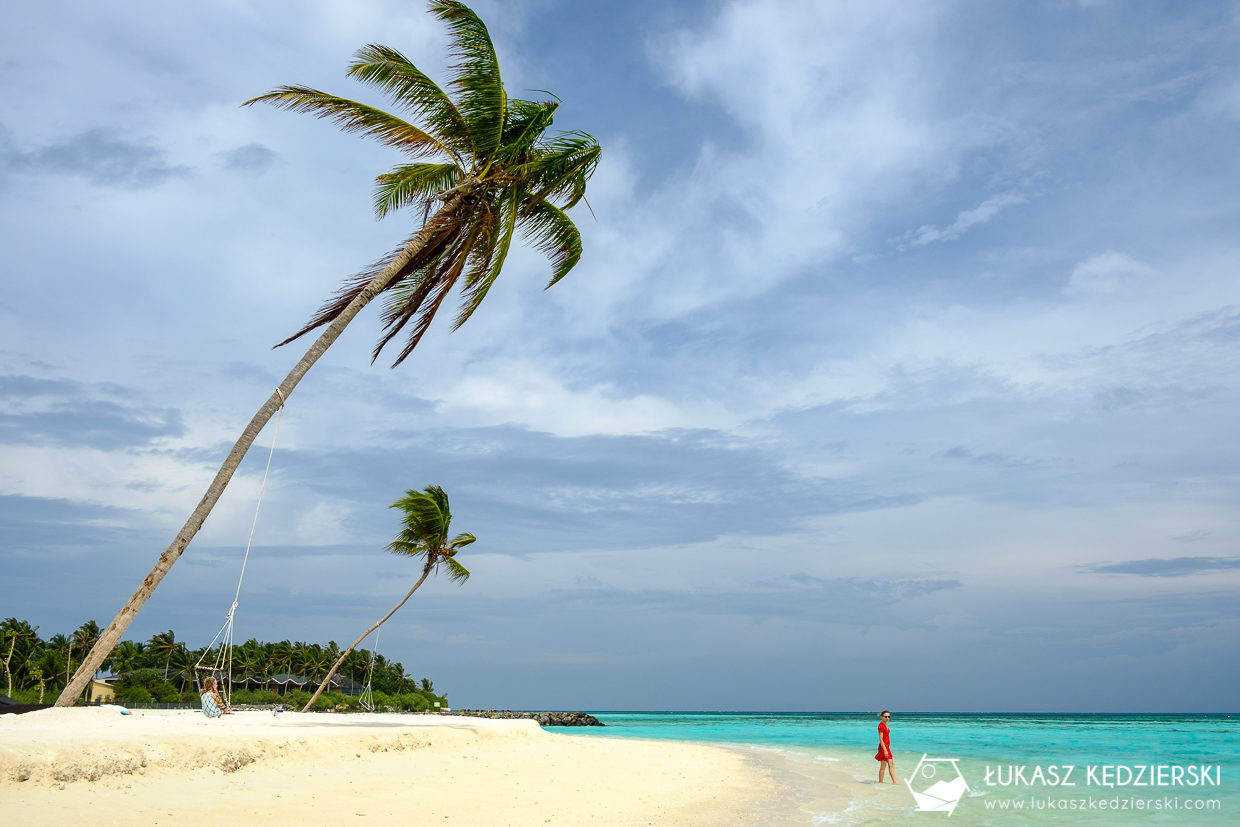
left=0, top=708, right=786, bottom=826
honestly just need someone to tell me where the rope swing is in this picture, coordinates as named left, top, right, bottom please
left=359, top=626, right=380, bottom=713
left=194, top=388, right=286, bottom=705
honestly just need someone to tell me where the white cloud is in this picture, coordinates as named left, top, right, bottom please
left=904, top=191, right=1028, bottom=247
left=435, top=367, right=731, bottom=437
left=1066, top=249, right=1154, bottom=295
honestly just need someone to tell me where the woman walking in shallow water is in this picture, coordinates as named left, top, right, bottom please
left=875, top=710, right=897, bottom=784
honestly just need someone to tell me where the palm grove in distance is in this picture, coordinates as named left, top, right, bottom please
left=2, top=618, right=448, bottom=712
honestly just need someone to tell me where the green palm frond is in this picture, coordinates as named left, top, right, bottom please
left=256, top=1, right=598, bottom=366
left=274, top=203, right=470, bottom=349
left=519, top=133, right=601, bottom=208
left=455, top=204, right=501, bottom=295
left=388, top=489, right=447, bottom=547
left=243, top=86, right=455, bottom=161
left=347, top=44, right=472, bottom=157
left=376, top=214, right=486, bottom=365
left=374, top=162, right=461, bottom=219
left=448, top=532, right=476, bottom=549
left=430, top=1, right=506, bottom=158
left=386, top=485, right=474, bottom=584
left=387, top=536, right=428, bottom=558
left=453, top=188, right=519, bottom=328
left=517, top=199, right=582, bottom=287
left=441, top=555, right=471, bottom=584
left=422, top=485, right=451, bottom=522
left=496, top=99, right=558, bottom=163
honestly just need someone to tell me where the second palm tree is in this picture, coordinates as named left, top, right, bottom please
left=303, top=486, right=473, bottom=711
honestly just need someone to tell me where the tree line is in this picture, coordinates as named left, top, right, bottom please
left=2, top=617, right=446, bottom=711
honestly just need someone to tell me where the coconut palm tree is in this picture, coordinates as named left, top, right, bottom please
left=308, top=649, right=334, bottom=683
left=72, top=621, right=102, bottom=694
left=73, top=621, right=102, bottom=651
left=232, top=644, right=263, bottom=691
left=168, top=645, right=194, bottom=692
left=2, top=618, right=40, bottom=696
left=303, top=485, right=474, bottom=711
left=58, top=0, right=600, bottom=707
left=271, top=640, right=294, bottom=676
left=147, top=630, right=181, bottom=679
left=344, top=648, right=369, bottom=683
left=37, top=648, right=66, bottom=694
left=290, top=642, right=312, bottom=677
left=111, top=641, right=146, bottom=675
left=29, top=664, right=46, bottom=703
left=46, top=634, right=73, bottom=692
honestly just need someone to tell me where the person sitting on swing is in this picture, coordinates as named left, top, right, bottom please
left=200, top=677, right=231, bottom=719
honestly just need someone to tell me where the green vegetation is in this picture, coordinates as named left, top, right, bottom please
left=3, top=617, right=448, bottom=710
left=112, top=669, right=181, bottom=703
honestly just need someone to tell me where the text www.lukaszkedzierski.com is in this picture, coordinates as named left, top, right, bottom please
left=984, top=796, right=1221, bottom=811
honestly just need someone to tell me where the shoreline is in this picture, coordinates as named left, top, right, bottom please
left=734, top=743, right=908, bottom=824
left=1, top=707, right=780, bottom=826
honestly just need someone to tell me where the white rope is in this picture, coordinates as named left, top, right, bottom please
left=193, top=389, right=287, bottom=703
left=232, top=393, right=285, bottom=612
left=361, top=627, right=380, bottom=712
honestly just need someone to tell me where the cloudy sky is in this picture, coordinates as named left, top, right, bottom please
left=2, top=0, right=1238, bottom=712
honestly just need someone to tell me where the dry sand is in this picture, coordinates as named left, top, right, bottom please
left=0, top=707, right=781, bottom=826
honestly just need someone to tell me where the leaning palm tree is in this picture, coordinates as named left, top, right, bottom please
left=58, top=0, right=600, bottom=706
left=303, top=485, right=473, bottom=711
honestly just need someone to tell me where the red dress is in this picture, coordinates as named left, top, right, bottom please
left=875, top=721, right=892, bottom=761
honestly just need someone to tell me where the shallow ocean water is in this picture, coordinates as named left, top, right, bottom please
left=564, top=712, right=1238, bottom=825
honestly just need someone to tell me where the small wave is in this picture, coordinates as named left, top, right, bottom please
left=814, top=755, right=840, bottom=762
left=741, top=744, right=788, bottom=754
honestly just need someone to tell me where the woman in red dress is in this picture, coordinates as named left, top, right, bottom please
left=875, top=710, right=897, bottom=784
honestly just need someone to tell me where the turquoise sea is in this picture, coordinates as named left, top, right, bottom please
left=566, top=713, right=1238, bottom=825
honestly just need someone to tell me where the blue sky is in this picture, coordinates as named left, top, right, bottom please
left=1, top=0, right=1238, bottom=712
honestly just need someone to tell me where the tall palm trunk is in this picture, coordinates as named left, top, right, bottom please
left=4, top=637, right=14, bottom=696
left=301, top=565, right=431, bottom=712
left=56, top=188, right=475, bottom=707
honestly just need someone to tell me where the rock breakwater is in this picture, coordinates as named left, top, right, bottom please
left=455, top=710, right=603, bottom=727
